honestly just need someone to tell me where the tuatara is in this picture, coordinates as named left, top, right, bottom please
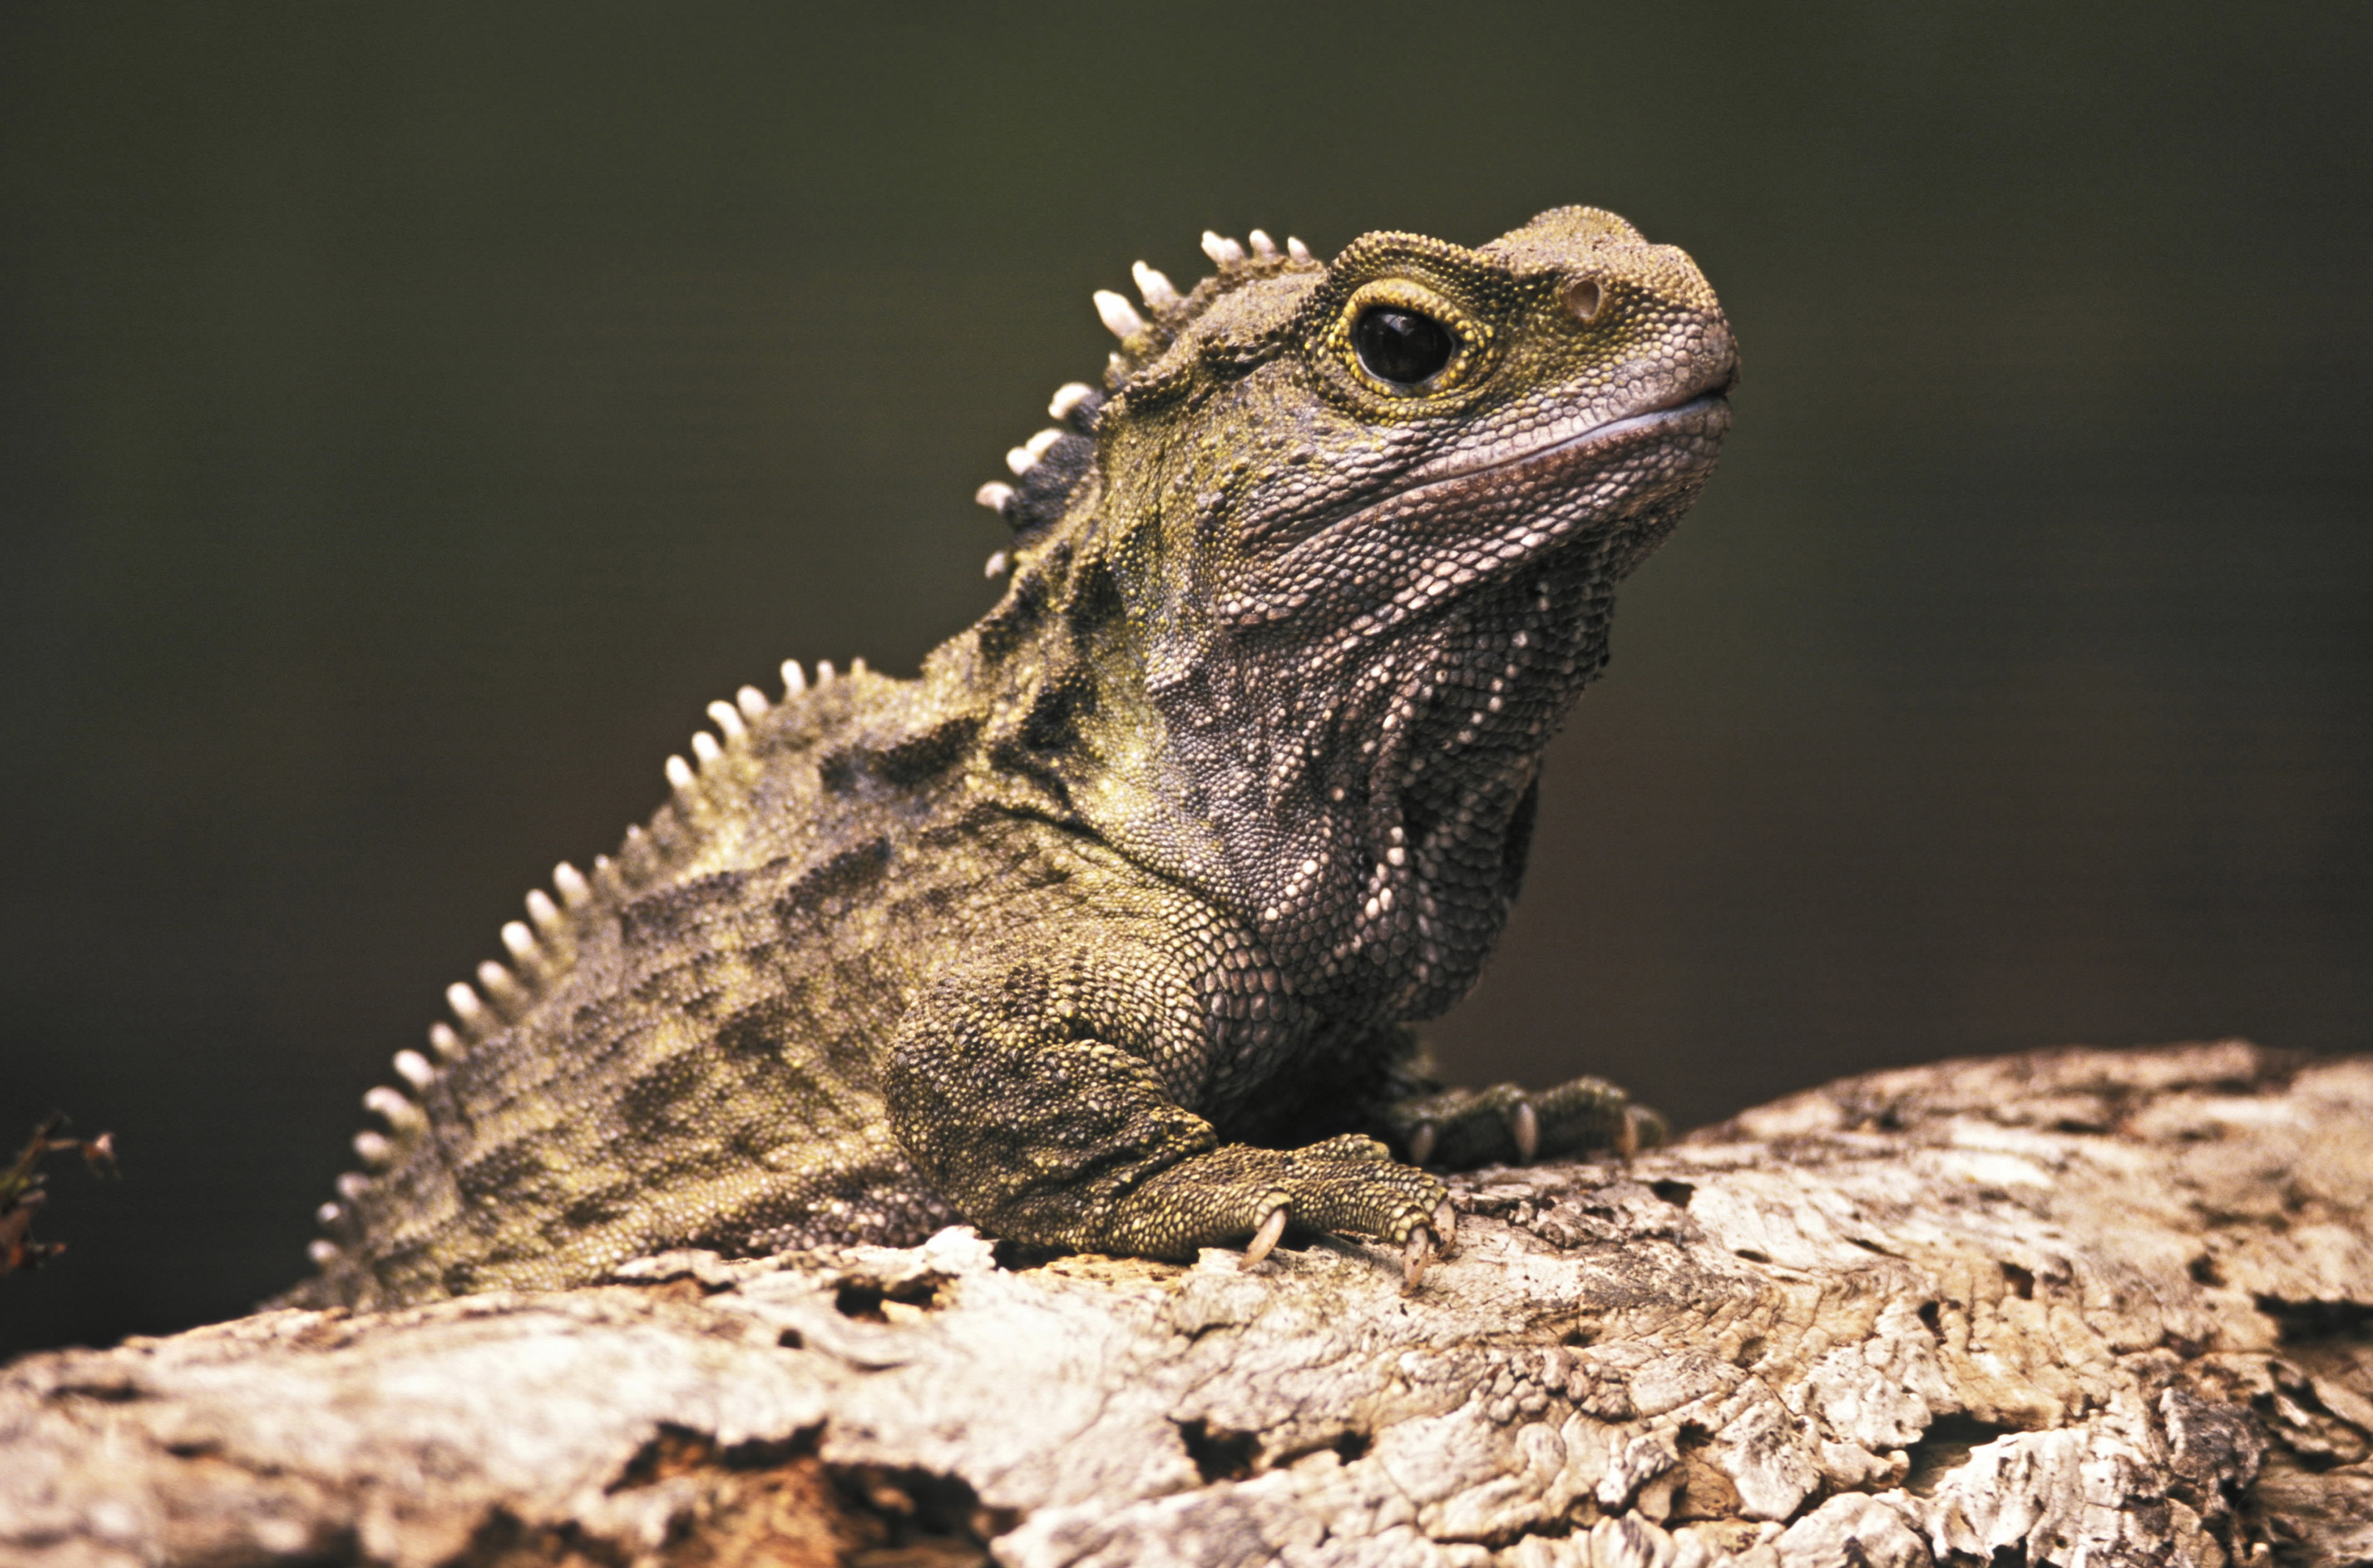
left=295, top=208, right=1736, bottom=1309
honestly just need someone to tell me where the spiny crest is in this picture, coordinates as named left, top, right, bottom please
left=972, top=227, right=1321, bottom=577
left=1101, top=228, right=1318, bottom=380
left=307, top=653, right=872, bottom=1270
left=326, top=229, right=1324, bottom=1257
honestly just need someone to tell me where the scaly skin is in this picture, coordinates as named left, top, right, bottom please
left=295, top=208, right=1735, bottom=1309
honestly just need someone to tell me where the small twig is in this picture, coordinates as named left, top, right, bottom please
left=0, top=1114, right=118, bottom=1277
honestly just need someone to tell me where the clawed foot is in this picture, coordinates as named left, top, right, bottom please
left=1251, top=1196, right=1453, bottom=1287
left=1265, top=1195, right=1456, bottom=1286
left=1238, top=1174, right=1459, bottom=1288
left=1383, top=1076, right=1665, bottom=1170
left=1107, top=1135, right=1453, bottom=1290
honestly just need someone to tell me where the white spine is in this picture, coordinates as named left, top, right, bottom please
left=665, top=754, right=696, bottom=792
left=392, top=1048, right=435, bottom=1090
left=1131, top=261, right=1179, bottom=310
left=706, top=700, right=746, bottom=739
left=1201, top=231, right=1245, bottom=266
left=1287, top=236, right=1313, bottom=263
left=1092, top=289, right=1145, bottom=340
left=353, top=1130, right=392, bottom=1169
left=476, top=960, right=520, bottom=1008
left=735, top=685, right=769, bottom=720
left=781, top=659, right=807, bottom=696
left=691, top=731, right=723, bottom=767
left=524, top=887, right=561, bottom=932
left=553, top=861, right=591, bottom=907
left=1048, top=382, right=1095, bottom=420
left=1248, top=229, right=1278, bottom=258
left=446, top=981, right=489, bottom=1034
left=364, top=1086, right=422, bottom=1133
left=975, top=480, right=1016, bottom=513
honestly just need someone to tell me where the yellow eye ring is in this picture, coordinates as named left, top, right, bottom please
left=1331, top=281, right=1489, bottom=396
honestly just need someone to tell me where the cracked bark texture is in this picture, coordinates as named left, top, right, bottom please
left=4, top=1042, right=2370, bottom=1568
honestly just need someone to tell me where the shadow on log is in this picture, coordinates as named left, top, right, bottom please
left=4, top=1042, right=2370, bottom=1567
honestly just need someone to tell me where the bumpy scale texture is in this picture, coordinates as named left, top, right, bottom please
left=295, top=208, right=1737, bottom=1310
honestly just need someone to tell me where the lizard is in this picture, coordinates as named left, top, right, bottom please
left=291, top=207, right=1736, bottom=1311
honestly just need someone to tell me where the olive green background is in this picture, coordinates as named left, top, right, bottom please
left=4, top=4, right=2367, bottom=1355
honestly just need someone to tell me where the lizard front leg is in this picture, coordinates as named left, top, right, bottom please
left=884, top=933, right=1451, bottom=1283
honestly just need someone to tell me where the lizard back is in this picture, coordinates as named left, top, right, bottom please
left=298, top=210, right=1737, bottom=1307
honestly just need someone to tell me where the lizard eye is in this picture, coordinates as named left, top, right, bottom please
left=1352, top=306, right=1458, bottom=387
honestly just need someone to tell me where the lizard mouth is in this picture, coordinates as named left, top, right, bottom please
left=1222, top=379, right=1731, bottom=633
left=1409, top=376, right=1735, bottom=486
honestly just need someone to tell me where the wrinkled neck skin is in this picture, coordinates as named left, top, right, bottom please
left=1055, top=473, right=1709, bottom=1026
left=1131, top=570, right=1593, bottom=1024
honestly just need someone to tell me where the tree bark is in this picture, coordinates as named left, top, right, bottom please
left=4, top=1042, right=2369, bottom=1568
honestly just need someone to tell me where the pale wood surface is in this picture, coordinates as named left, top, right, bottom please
left=4, top=1042, right=2369, bottom=1567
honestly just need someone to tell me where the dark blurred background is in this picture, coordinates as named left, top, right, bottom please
left=3, top=3, right=2367, bottom=1356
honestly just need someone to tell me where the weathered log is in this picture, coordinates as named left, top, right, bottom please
left=3, top=1042, right=2369, bottom=1567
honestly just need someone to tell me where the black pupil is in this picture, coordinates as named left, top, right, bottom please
left=1352, top=306, right=1456, bottom=386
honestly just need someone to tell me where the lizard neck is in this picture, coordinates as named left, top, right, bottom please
left=1048, top=548, right=1616, bottom=1023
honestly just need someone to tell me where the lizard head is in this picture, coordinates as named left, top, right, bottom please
left=958, top=210, right=1735, bottom=1013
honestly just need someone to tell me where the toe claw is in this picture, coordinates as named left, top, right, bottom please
left=1403, top=1224, right=1435, bottom=1288
left=1509, top=1099, right=1540, bottom=1163
left=1617, top=1103, right=1665, bottom=1157
left=1434, top=1198, right=1458, bottom=1255
left=1243, top=1205, right=1289, bottom=1270
left=1407, top=1120, right=1437, bottom=1166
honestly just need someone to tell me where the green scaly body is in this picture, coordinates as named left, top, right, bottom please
left=298, top=208, right=1736, bottom=1309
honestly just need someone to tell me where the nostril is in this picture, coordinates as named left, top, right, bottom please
left=1563, top=277, right=1604, bottom=324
